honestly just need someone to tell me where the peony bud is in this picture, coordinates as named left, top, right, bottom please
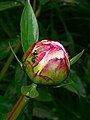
left=23, top=40, right=70, bottom=85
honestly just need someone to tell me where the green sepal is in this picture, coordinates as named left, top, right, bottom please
left=21, top=83, right=39, bottom=98
left=70, top=50, right=84, bottom=65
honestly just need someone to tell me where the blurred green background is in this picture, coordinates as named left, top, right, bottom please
left=0, top=0, right=90, bottom=120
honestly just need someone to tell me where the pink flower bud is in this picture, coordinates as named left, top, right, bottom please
left=23, top=40, right=70, bottom=85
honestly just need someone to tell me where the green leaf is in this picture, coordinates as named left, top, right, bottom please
left=21, top=0, right=39, bottom=52
left=0, top=38, right=19, bottom=60
left=0, top=113, right=7, bottom=120
left=0, top=1, right=21, bottom=11
left=39, top=0, right=49, bottom=5
left=0, top=96, right=12, bottom=113
left=63, top=70, right=86, bottom=97
left=70, top=50, right=84, bottom=65
left=65, top=27, right=75, bottom=56
left=15, top=65, right=27, bottom=95
left=21, top=83, right=39, bottom=98
left=0, top=40, right=10, bottom=60
left=33, top=102, right=57, bottom=120
left=36, top=87, right=53, bottom=102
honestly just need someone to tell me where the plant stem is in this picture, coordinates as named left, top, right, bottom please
left=0, top=41, right=21, bottom=81
left=35, top=5, right=41, bottom=18
left=6, top=95, right=30, bottom=120
left=33, top=0, right=36, bottom=12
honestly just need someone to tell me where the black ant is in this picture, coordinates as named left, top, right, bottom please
left=32, top=50, right=38, bottom=63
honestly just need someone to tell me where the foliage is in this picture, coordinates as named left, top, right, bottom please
left=0, top=0, right=90, bottom=120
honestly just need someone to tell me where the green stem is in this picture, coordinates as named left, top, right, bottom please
left=35, top=5, right=41, bottom=18
left=6, top=95, right=30, bottom=120
left=0, top=41, right=21, bottom=81
left=33, top=0, right=36, bottom=12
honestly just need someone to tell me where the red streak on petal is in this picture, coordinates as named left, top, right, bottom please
left=39, top=58, right=61, bottom=75
left=39, top=75, right=52, bottom=81
left=37, top=51, right=46, bottom=62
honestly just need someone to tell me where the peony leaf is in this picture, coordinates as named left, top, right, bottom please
left=35, top=87, right=53, bottom=102
left=0, top=113, right=7, bottom=120
left=70, top=50, right=84, bottom=65
left=0, top=1, right=21, bottom=11
left=21, top=0, right=39, bottom=52
left=63, top=70, right=86, bottom=97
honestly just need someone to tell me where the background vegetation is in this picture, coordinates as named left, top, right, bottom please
left=0, top=0, right=90, bottom=120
